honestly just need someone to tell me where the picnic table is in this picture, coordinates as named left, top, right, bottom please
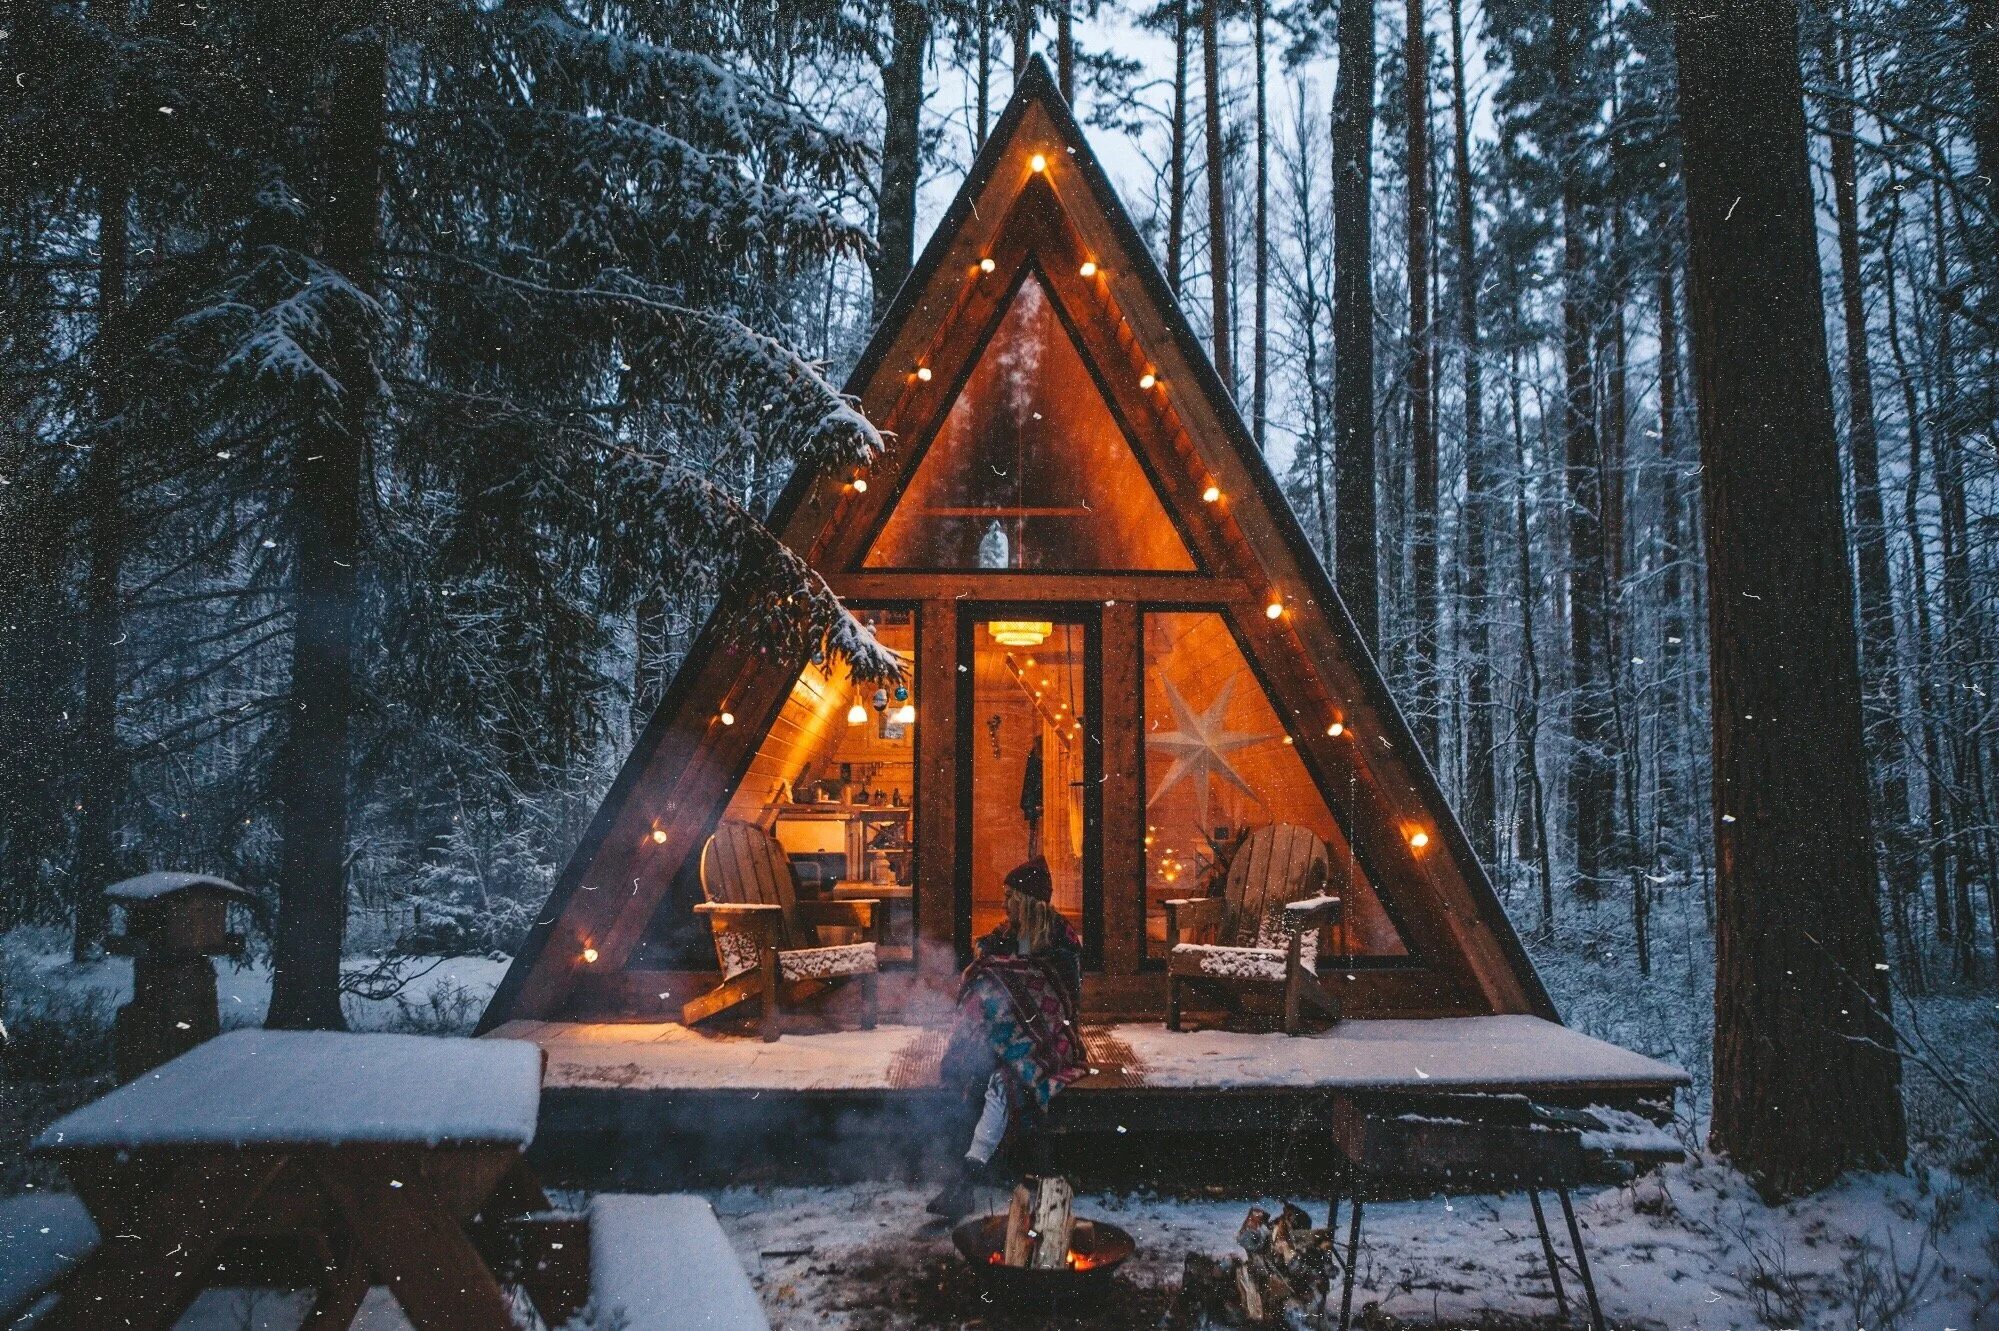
left=32, top=1029, right=547, bottom=1331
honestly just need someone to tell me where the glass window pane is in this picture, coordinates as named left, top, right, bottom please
left=718, top=609, right=918, bottom=962
left=969, top=620, right=1090, bottom=944
left=864, top=273, right=1197, bottom=571
left=1142, top=611, right=1408, bottom=959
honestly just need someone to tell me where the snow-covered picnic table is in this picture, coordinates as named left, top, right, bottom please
left=32, top=1030, right=545, bottom=1331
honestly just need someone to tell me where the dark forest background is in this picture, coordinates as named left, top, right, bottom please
left=2, top=0, right=1996, bottom=1192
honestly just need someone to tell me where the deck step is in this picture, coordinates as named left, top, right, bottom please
left=588, top=1193, right=768, bottom=1331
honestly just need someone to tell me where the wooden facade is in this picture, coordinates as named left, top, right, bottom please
left=477, top=58, right=1554, bottom=1033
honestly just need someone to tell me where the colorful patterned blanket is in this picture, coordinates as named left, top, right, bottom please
left=940, top=919, right=1086, bottom=1110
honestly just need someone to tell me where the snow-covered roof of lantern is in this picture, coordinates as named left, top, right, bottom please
left=102, top=871, right=256, bottom=904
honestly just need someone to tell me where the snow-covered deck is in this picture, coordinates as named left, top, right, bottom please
left=490, top=1014, right=1687, bottom=1097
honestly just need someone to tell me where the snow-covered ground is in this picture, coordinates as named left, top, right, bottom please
left=4, top=932, right=507, bottom=1034
left=710, top=1168, right=1999, bottom=1329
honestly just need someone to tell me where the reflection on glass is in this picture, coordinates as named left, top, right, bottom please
left=865, top=273, right=1196, bottom=571
left=717, top=609, right=918, bottom=961
left=970, top=620, right=1089, bottom=942
left=1142, top=612, right=1408, bottom=958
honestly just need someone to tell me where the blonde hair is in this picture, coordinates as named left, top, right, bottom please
left=1006, top=889, right=1061, bottom=953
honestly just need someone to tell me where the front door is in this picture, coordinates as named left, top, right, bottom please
left=956, top=609, right=1102, bottom=967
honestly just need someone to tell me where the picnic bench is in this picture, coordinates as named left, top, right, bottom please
left=27, top=1029, right=769, bottom=1330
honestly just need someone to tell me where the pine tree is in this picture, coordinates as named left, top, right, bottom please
left=1673, top=0, right=1906, bottom=1197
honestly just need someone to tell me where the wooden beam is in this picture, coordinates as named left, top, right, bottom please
left=1098, top=601, right=1144, bottom=977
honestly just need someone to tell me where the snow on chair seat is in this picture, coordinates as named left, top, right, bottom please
left=1171, top=943, right=1296, bottom=983
left=777, top=943, right=878, bottom=983
left=0, top=1193, right=99, bottom=1323
left=589, top=1193, right=768, bottom=1331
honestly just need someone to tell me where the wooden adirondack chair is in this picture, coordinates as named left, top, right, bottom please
left=1163, top=823, right=1344, bottom=1035
left=682, top=820, right=883, bottom=1041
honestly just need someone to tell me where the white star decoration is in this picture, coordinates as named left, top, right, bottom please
left=1147, top=674, right=1273, bottom=810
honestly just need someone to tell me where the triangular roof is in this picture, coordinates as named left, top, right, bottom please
left=478, top=57, right=1553, bottom=1030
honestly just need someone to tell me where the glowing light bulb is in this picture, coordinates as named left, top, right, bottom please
left=915, top=365, right=932, bottom=382
left=1079, top=260, right=1098, bottom=277
left=1408, top=830, right=1430, bottom=849
left=1202, top=484, right=1221, bottom=503
left=719, top=710, right=736, bottom=726
left=650, top=827, right=669, bottom=844
left=892, top=703, right=916, bottom=724
left=1265, top=600, right=1284, bottom=620
left=980, top=257, right=996, bottom=273
left=851, top=477, right=868, bottom=493
left=1139, top=372, right=1157, bottom=389
left=1030, top=152, right=1048, bottom=173
left=848, top=702, right=868, bottom=725
left=582, top=946, right=599, bottom=964
left=1326, top=722, right=1345, bottom=738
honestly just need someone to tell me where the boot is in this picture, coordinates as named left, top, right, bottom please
left=926, top=1155, right=986, bottom=1222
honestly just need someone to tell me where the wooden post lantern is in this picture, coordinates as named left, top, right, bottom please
left=104, top=872, right=255, bottom=1082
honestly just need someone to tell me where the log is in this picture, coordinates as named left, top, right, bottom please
left=1002, top=1175, right=1075, bottom=1269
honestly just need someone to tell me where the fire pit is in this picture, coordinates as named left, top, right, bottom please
left=952, top=1213, right=1137, bottom=1311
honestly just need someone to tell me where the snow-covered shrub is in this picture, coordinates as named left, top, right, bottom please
left=0, top=932, right=116, bottom=1082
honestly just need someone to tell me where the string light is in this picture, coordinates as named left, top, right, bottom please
left=1139, top=372, right=1157, bottom=389
left=1202, top=484, right=1221, bottom=503
left=582, top=946, right=599, bottom=964
left=980, top=257, right=996, bottom=273
left=719, top=710, right=736, bottom=726
left=650, top=827, right=670, bottom=844
left=1326, top=722, right=1345, bottom=738
left=851, top=477, right=868, bottom=493
left=1408, top=830, right=1430, bottom=850
left=915, top=365, right=933, bottom=382
left=1265, top=600, right=1284, bottom=620
left=1078, top=260, right=1098, bottom=277
left=1030, top=152, right=1048, bottom=173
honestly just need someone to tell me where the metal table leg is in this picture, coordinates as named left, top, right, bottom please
left=1527, top=1188, right=1569, bottom=1318
left=1337, top=1189, right=1364, bottom=1331
left=1556, top=1186, right=1606, bottom=1331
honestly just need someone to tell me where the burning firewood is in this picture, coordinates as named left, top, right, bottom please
left=1001, top=1174, right=1075, bottom=1269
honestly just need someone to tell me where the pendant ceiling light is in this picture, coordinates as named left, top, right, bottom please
left=987, top=621, right=1053, bottom=648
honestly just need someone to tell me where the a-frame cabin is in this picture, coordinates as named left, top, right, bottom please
left=480, top=58, right=1561, bottom=1035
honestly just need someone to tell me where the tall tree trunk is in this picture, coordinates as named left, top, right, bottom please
left=1510, top=338, right=1555, bottom=928
left=1405, top=0, right=1437, bottom=759
left=1881, top=175, right=1952, bottom=950
left=1820, top=18, right=1922, bottom=979
left=976, top=0, right=992, bottom=146
left=1169, top=0, right=1190, bottom=297
left=1672, top=0, right=1905, bottom=1196
left=1552, top=0, right=1612, bottom=894
left=1331, top=0, right=1379, bottom=651
left=1969, top=0, right=1999, bottom=220
left=1929, top=175, right=1985, bottom=977
left=1202, top=0, right=1233, bottom=389
left=876, top=0, right=928, bottom=313
left=1056, top=0, right=1073, bottom=99
left=73, top=41, right=132, bottom=960
left=1013, top=0, right=1032, bottom=73
left=1445, top=0, right=1493, bottom=862
left=1252, top=0, right=1270, bottom=451
left=267, top=13, right=389, bottom=1031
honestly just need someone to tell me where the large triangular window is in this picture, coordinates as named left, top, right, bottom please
left=864, top=272, right=1197, bottom=571
left=1142, top=612, right=1411, bottom=960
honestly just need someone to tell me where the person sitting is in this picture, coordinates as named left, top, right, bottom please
left=928, top=857, right=1086, bottom=1221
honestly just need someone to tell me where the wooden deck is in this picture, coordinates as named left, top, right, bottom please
left=489, top=1016, right=1688, bottom=1188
